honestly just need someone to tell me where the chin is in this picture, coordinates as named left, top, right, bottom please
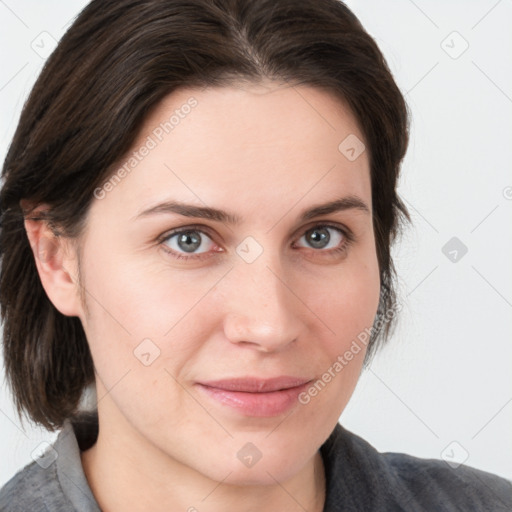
left=218, top=464, right=302, bottom=487
left=191, top=444, right=311, bottom=487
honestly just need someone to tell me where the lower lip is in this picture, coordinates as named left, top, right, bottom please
left=196, top=382, right=311, bottom=417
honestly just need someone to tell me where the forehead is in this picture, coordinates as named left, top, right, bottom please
left=93, top=82, right=371, bottom=223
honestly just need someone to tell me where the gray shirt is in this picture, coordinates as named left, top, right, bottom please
left=1, top=413, right=511, bottom=511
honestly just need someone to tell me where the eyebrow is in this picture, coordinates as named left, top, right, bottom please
left=133, top=195, right=370, bottom=224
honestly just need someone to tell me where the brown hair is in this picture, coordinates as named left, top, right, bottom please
left=0, top=0, right=410, bottom=431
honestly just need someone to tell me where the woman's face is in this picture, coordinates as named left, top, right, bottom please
left=76, top=81, right=380, bottom=484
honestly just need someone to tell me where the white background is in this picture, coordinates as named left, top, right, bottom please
left=1, top=0, right=511, bottom=487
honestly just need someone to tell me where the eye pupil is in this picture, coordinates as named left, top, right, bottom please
left=177, top=231, right=201, bottom=252
left=307, top=227, right=330, bottom=249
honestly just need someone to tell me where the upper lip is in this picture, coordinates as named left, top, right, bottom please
left=198, top=376, right=312, bottom=393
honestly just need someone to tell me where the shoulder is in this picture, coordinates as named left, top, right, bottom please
left=0, top=414, right=99, bottom=512
left=0, top=460, right=71, bottom=512
left=384, top=451, right=512, bottom=511
left=322, top=424, right=512, bottom=511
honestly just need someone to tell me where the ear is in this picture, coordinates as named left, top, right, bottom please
left=22, top=201, right=84, bottom=318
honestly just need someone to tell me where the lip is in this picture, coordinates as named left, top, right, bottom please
left=196, top=376, right=312, bottom=417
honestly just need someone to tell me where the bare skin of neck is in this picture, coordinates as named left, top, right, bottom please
left=81, top=434, right=326, bottom=512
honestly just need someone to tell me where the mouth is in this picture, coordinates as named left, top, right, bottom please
left=195, top=376, right=312, bottom=417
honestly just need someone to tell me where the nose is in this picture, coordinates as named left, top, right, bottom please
left=221, top=255, right=306, bottom=353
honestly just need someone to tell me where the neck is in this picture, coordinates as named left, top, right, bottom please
left=80, top=413, right=326, bottom=512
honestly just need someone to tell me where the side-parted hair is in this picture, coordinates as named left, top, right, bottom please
left=0, top=0, right=410, bottom=431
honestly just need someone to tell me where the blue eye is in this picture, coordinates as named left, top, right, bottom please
left=161, top=229, right=216, bottom=260
left=296, top=225, right=347, bottom=250
left=159, top=223, right=353, bottom=262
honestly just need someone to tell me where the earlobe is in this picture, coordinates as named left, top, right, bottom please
left=22, top=203, right=83, bottom=318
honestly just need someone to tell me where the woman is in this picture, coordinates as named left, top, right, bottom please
left=0, top=0, right=510, bottom=510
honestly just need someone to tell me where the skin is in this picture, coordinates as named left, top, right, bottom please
left=25, top=81, right=381, bottom=512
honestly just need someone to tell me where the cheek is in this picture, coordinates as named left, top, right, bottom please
left=81, top=240, right=224, bottom=336
left=304, top=249, right=381, bottom=350
left=77, top=245, right=227, bottom=391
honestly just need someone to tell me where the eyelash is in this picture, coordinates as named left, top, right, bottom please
left=158, top=223, right=355, bottom=262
